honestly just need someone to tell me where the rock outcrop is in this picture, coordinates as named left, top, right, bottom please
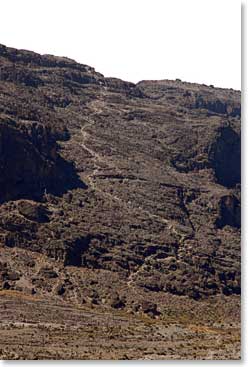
left=0, top=44, right=241, bottom=302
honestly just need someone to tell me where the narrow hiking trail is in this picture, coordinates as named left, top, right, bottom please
left=79, top=114, right=171, bottom=227
left=60, top=97, right=190, bottom=277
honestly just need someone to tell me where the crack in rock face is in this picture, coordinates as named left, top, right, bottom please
left=208, top=125, right=241, bottom=188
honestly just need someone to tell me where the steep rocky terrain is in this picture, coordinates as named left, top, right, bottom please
left=0, top=44, right=241, bottom=359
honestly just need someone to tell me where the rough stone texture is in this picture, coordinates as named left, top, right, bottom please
left=0, top=44, right=241, bottom=359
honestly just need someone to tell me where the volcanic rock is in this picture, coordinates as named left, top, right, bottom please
left=0, top=43, right=241, bottom=303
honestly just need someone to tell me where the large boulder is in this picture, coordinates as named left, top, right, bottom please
left=18, top=201, right=50, bottom=223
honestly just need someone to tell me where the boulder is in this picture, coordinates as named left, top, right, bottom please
left=18, top=201, right=50, bottom=223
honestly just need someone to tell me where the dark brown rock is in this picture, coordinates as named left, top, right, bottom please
left=0, top=43, right=240, bottom=302
left=38, top=267, right=58, bottom=279
left=140, top=301, right=160, bottom=317
left=110, top=294, right=126, bottom=309
left=55, top=284, right=66, bottom=296
left=18, top=201, right=50, bottom=223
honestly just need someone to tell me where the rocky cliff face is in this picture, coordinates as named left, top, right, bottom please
left=0, top=44, right=241, bottom=306
left=0, top=119, right=82, bottom=203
